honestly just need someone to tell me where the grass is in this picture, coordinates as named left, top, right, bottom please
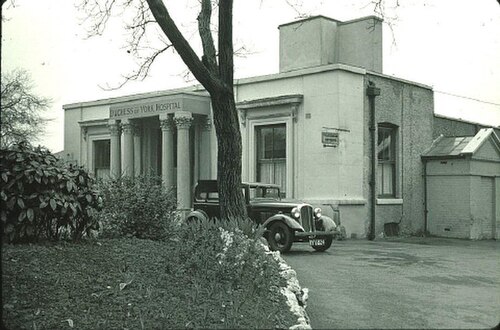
left=2, top=238, right=298, bottom=329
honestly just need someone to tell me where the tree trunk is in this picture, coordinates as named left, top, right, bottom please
left=145, top=0, right=247, bottom=220
left=211, top=89, right=247, bottom=219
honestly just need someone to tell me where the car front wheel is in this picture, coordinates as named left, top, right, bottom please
left=311, top=235, right=333, bottom=252
left=268, top=221, right=293, bottom=253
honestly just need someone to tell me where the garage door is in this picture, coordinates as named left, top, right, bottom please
left=473, top=176, right=495, bottom=239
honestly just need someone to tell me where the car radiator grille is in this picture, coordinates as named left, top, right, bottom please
left=300, top=206, right=315, bottom=232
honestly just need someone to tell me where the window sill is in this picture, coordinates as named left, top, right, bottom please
left=376, top=198, right=403, bottom=205
left=306, top=199, right=367, bottom=205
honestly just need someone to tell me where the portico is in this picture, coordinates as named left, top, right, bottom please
left=101, top=92, right=212, bottom=210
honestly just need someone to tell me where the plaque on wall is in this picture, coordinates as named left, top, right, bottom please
left=322, top=131, right=339, bottom=147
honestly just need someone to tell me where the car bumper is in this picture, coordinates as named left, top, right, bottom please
left=294, top=231, right=335, bottom=237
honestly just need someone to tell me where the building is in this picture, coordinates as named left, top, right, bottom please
left=422, top=128, right=500, bottom=239
left=62, top=15, right=500, bottom=239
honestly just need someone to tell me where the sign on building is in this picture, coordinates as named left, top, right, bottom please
left=322, top=131, right=339, bottom=147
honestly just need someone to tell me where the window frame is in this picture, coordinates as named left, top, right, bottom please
left=377, top=124, right=398, bottom=198
left=255, top=123, right=287, bottom=197
left=247, top=116, right=294, bottom=199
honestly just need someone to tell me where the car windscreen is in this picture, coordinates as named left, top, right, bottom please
left=248, top=186, right=280, bottom=200
left=195, top=190, right=219, bottom=201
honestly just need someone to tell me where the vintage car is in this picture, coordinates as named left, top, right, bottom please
left=186, top=180, right=339, bottom=253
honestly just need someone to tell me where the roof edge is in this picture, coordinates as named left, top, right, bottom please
left=462, top=128, right=500, bottom=155
left=434, top=113, right=500, bottom=129
left=421, top=154, right=467, bottom=160
left=367, top=71, right=433, bottom=90
left=63, top=88, right=207, bottom=110
left=278, top=15, right=382, bottom=29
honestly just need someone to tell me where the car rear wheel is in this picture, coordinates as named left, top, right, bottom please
left=268, top=222, right=293, bottom=253
left=311, top=236, right=333, bottom=252
left=186, top=210, right=208, bottom=224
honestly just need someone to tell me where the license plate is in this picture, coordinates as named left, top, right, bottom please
left=310, top=239, right=325, bottom=246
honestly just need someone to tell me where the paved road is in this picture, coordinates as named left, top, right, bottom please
left=283, top=238, right=500, bottom=329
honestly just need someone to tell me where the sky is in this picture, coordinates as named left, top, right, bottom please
left=2, top=0, right=500, bottom=152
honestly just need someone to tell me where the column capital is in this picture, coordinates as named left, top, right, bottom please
left=160, top=117, right=175, bottom=131
left=121, top=121, right=137, bottom=134
left=108, top=121, right=121, bottom=136
left=174, top=115, right=193, bottom=130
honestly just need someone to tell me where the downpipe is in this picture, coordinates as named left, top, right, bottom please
left=367, top=81, right=380, bottom=240
left=423, top=159, right=428, bottom=234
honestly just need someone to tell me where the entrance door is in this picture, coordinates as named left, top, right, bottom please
left=93, top=139, right=110, bottom=179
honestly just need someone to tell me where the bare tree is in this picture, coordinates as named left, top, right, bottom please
left=0, top=69, right=51, bottom=149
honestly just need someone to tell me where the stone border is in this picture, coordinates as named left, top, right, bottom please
left=260, top=241, right=311, bottom=329
left=215, top=228, right=311, bottom=329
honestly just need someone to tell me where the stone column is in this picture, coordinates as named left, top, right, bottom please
left=133, top=123, right=142, bottom=177
left=121, top=119, right=135, bottom=177
left=81, top=127, right=88, bottom=170
left=199, top=117, right=212, bottom=179
left=174, top=111, right=193, bottom=210
left=210, top=117, right=218, bottom=179
left=160, top=115, right=175, bottom=188
left=108, top=120, right=121, bottom=179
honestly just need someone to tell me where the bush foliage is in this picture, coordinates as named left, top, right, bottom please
left=168, top=221, right=292, bottom=328
left=0, top=142, right=102, bottom=243
left=96, top=175, right=177, bottom=240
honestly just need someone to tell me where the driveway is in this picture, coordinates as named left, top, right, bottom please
left=282, top=238, right=500, bottom=329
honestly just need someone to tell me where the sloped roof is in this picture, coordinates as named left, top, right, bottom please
left=422, top=128, right=500, bottom=159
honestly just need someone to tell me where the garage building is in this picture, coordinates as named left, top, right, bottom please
left=422, top=128, right=500, bottom=239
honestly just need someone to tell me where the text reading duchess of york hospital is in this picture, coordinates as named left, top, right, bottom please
left=110, top=101, right=181, bottom=118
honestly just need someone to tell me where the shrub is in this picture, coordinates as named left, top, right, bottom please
left=96, top=175, right=177, bottom=240
left=208, top=216, right=266, bottom=240
left=170, top=220, right=292, bottom=328
left=0, top=142, right=102, bottom=243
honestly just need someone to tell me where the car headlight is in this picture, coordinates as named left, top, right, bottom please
left=314, top=207, right=322, bottom=219
left=291, top=207, right=300, bottom=219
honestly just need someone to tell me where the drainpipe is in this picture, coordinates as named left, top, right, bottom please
left=423, top=159, right=428, bottom=235
left=367, top=81, right=380, bottom=240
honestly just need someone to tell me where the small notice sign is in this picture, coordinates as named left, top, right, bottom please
left=322, top=131, right=339, bottom=147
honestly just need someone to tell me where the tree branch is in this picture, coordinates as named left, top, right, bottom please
left=99, top=44, right=173, bottom=90
left=77, top=0, right=118, bottom=37
left=197, top=0, right=218, bottom=73
left=1, top=69, right=51, bottom=148
left=145, top=0, right=226, bottom=94
left=218, top=0, right=233, bottom=88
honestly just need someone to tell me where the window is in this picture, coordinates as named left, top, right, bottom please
left=94, top=140, right=110, bottom=179
left=256, top=124, right=286, bottom=197
left=377, top=125, right=397, bottom=197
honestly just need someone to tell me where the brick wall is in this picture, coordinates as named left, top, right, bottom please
left=433, top=115, right=500, bottom=139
